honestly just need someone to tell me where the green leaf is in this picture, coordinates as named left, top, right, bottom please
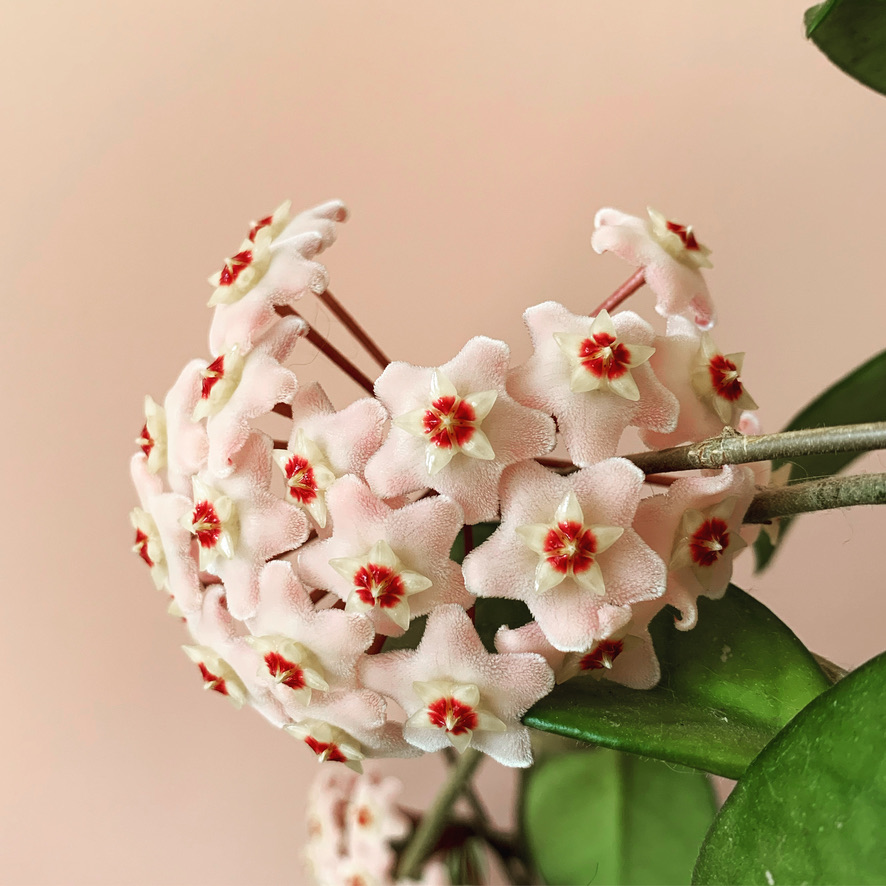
left=754, top=348, right=886, bottom=570
left=693, top=651, right=886, bottom=885
left=523, top=586, right=830, bottom=779
left=805, top=1, right=886, bottom=97
left=523, top=749, right=716, bottom=886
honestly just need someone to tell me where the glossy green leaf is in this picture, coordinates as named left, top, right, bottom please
left=523, top=749, right=716, bottom=886
left=806, top=1, right=886, bottom=97
left=694, top=652, right=886, bottom=885
left=754, top=348, right=886, bottom=570
left=523, top=586, right=829, bottom=779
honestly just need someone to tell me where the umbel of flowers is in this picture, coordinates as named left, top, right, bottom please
left=130, top=200, right=761, bottom=778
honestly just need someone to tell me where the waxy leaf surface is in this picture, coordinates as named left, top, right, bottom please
left=693, top=652, right=886, bottom=885
left=524, top=749, right=716, bottom=886
left=806, top=1, right=886, bottom=96
left=523, top=586, right=829, bottom=778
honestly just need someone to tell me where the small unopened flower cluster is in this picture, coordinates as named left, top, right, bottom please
left=130, top=199, right=761, bottom=773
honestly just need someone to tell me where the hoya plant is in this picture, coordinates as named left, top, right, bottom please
left=129, top=5, right=886, bottom=884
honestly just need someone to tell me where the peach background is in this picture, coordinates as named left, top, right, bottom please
left=3, top=1, right=886, bottom=883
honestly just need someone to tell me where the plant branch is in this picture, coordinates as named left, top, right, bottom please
left=745, top=472, right=886, bottom=523
left=315, top=288, right=391, bottom=369
left=623, top=422, right=886, bottom=474
left=398, top=748, right=483, bottom=880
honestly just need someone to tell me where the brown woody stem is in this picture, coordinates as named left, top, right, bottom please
left=623, top=423, right=886, bottom=474
left=745, top=472, right=886, bottom=523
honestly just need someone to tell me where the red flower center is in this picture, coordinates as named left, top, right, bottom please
left=284, top=454, right=317, bottom=503
left=356, top=806, right=373, bottom=828
left=543, top=521, right=597, bottom=575
left=248, top=215, right=273, bottom=241
left=138, top=423, right=154, bottom=458
left=304, top=736, right=348, bottom=764
left=134, top=528, right=154, bottom=567
left=666, top=219, right=700, bottom=251
left=708, top=354, right=744, bottom=402
left=218, top=249, right=253, bottom=286
left=426, top=696, right=479, bottom=735
left=689, top=517, right=730, bottom=567
left=201, top=355, right=226, bottom=399
left=264, top=651, right=306, bottom=690
left=422, top=395, right=477, bottom=449
left=579, top=638, right=625, bottom=671
left=191, top=500, right=222, bottom=548
left=579, top=332, right=631, bottom=380
left=198, top=662, right=229, bottom=695
left=353, top=563, right=406, bottom=609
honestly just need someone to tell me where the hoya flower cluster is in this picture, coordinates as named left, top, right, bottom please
left=305, top=767, right=449, bottom=886
left=130, top=199, right=760, bottom=774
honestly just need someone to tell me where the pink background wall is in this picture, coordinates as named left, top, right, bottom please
left=3, top=1, right=885, bottom=883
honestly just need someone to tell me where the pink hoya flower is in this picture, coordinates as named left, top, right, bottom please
left=209, top=200, right=348, bottom=356
left=136, top=395, right=167, bottom=475
left=274, top=383, right=388, bottom=530
left=194, top=316, right=305, bottom=478
left=184, top=584, right=290, bottom=726
left=130, top=453, right=202, bottom=613
left=345, top=770, right=410, bottom=855
left=641, top=316, right=758, bottom=450
left=298, top=476, right=472, bottom=635
left=181, top=431, right=310, bottom=619
left=360, top=605, right=555, bottom=767
left=365, top=336, right=556, bottom=524
left=592, top=207, right=716, bottom=328
left=245, top=561, right=374, bottom=715
left=463, top=459, right=666, bottom=651
left=633, top=465, right=755, bottom=630
left=285, top=687, right=421, bottom=771
left=508, top=302, right=678, bottom=465
left=495, top=609, right=660, bottom=690
left=161, top=361, right=210, bottom=495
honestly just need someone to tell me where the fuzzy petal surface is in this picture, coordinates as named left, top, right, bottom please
left=508, top=302, right=678, bottom=465
left=366, top=336, right=555, bottom=523
left=360, top=605, right=554, bottom=767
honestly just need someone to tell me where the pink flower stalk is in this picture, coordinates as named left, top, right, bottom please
left=495, top=610, right=660, bottom=690
left=246, top=561, right=374, bottom=714
left=298, top=476, right=472, bottom=635
left=181, top=432, right=310, bottom=619
left=591, top=207, right=716, bottom=328
left=633, top=465, right=755, bottom=630
left=360, top=605, right=554, bottom=767
left=641, top=316, right=758, bottom=450
left=274, top=383, right=388, bottom=530
left=463, top=459, right=666, bottom=651
left=365, top=336, right=556, bottom=523
left=508, top=302, right=678, bottom=465
left=209, top=200, right=347, bottom=356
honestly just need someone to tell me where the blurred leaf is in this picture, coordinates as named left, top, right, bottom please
left=754, top=348, right=886, bottom=570
left=449, top=522, right=499, bottom=563
left=694, top=652, right=886, bottom=885
left=524, top=749, right=716, bottom=886
left=523, top=586, right=829, bottom=779
left=806, top=1, right=886, bottom=96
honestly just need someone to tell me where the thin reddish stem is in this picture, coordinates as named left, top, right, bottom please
left=273, top=439, right=289, bottom=449
left=276, top=305, right=376, bottom=394
left=316, top=289, right=390, bottom=370
left=331, top=599, right=346, bottom=611
left=462, top=524, right=474, bottom=557
left=590, top=268, right=645, bottom=316
left=309, top=589, right=328, bottom=605
left=367, top=634, right=387, bottom=655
